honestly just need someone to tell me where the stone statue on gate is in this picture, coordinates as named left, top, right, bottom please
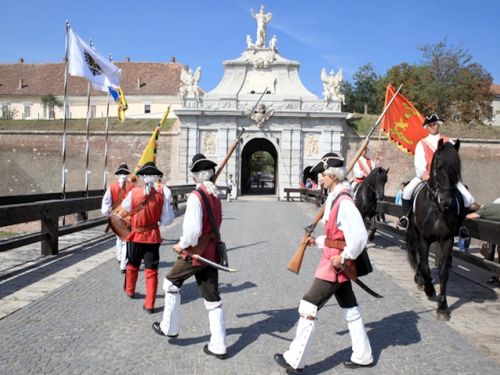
left=180, top=66, right=202, bottom=101
left=251, top=5, right=273, bottom=48
left=321, top=67, right=345, bottom=105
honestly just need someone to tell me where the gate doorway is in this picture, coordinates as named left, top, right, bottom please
left=241, top=138, right=277, bottom=195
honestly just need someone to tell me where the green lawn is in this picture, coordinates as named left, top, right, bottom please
left=0, top=117, right=176, bottom=132
left=347, top=114, right=500, bottom=139
left=0, top=231, right=17, bottom=239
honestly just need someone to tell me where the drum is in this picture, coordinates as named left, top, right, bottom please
left=108, top=208, right=131, bottom=240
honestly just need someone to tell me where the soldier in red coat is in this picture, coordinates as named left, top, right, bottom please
left=101, top=163, right=135, bottom=273
left=152, top=154, right=227, bottom=360
left=121, top=162, right=174, bottom=313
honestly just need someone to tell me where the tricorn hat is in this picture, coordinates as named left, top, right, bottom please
left=189, top=153, right=217, bottom=172
left=136, top=161, right=163, bottom=177
left=310, top=152, right=345, bottom=174
left=114, top=163, right=131, bottom=175
left=423, top=113, right=444, bottom=127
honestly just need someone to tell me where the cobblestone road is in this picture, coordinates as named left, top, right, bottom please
left=0, top=198, right=499, bottom=374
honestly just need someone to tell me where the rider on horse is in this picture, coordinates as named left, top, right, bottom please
left=397, top=114, right=479, bottom=230
left=351, top=147, right=378, bottom=193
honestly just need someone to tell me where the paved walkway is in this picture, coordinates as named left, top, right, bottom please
left=0, top=199, right=499, bottom=374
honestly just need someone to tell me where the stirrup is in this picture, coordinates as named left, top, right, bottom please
left=397, top=216, right=409, bottom=230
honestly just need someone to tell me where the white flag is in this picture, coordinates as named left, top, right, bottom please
left=67, top=28, right=121, bottom=92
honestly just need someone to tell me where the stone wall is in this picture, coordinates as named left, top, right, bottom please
left=1, top=131, right=498, bottom=205
left=0, top=130, right=179, bottom=195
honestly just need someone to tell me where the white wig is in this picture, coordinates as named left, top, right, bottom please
left=192, top=169, right=218, bottom=196
left=323, top=166, right=346, bottom=181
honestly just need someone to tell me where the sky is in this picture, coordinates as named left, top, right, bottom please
left=1, top=0, right=499, bottom=97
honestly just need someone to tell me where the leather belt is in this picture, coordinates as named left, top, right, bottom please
left=133, top=224, right=159, bottom=233
left=324, top=238, right=346, bottom=250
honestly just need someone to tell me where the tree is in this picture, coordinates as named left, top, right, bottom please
left=41, top=94, right=63, bottom=119
left=1, top=106, right=18, bottom=120
left=351, top=64, right=383, bottom=114
left=417, top=40, right=493, bottom=121
left=340, top=81, right=355, bottom=112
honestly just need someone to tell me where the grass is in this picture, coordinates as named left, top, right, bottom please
left=0, top=118, right=177, bottom=132
left=0, top=231, right=17, bottom=239
left=347, top=114, right=500, bottom=139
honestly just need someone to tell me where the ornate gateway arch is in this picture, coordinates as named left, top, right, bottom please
left=175, top=6, right=348, bottom=199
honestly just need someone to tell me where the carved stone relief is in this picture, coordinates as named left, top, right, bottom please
left=304, top=134, right=320, bottom=157
left=201, top=132, right=217, bottom=155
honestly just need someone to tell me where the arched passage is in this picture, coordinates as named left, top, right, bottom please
left=241, top=138, right=278, bottom=195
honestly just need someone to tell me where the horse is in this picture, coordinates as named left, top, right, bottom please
left=354, top=167, right=389, bottom=241
left=406, top=139, right=466, bottom=321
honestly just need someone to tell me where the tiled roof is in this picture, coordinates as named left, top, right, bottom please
left=491, top=83, right=500, bottom=96
left=0, top=61, right=183, bottom=96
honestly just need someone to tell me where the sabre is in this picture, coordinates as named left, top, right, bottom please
left=191, top=254, right=239, bottom=273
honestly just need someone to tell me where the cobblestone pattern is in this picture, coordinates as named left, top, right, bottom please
left=0, top=200, right=499, bottom=374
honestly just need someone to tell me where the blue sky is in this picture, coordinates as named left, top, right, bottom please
left=1, top=0, right=499, bottom=96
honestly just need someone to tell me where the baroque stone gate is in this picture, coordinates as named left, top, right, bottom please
left=175, top=5, right=348, bottom=199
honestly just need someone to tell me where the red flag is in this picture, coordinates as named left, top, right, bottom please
left=381, top=85, right=428, bottom=155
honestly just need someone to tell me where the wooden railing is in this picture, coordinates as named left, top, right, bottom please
left=0, top=185, right=229, bottom=256
left=285, top=192, right=500, bottom=275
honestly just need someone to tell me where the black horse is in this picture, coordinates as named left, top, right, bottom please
left=354, top=167, right=389, bottom=241
left=406, top=139, right=466, bottom=321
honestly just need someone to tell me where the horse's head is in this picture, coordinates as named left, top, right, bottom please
left=429, top=139, right=461, bottom=210
left=369, top=167, right=389, bottom=201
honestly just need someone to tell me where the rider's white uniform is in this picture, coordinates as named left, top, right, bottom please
left=402, top=133, right=474, bottom=207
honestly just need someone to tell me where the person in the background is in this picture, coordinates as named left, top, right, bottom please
left=466, top=198, right=500, bottom=286
left=227, top=174, right=237, bottom=201
left=122, top=162, right=174, bottom=314
left=394, top=182, right=407, bottom=206
left=351, top=147, right=377, bottom=192
left=101, top=163, right=135, bottom=273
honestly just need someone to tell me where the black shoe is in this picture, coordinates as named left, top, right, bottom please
left=120, top=269, right=126, bottom=274
left=343, top=360, right=374, bottom=369
left=273, top=354, right=302, bottom=372
left=203, top=344, right=227, bottom=360
left=143, top=305, right=154, bottom=314
left=152, top=322, right=165, bottom=336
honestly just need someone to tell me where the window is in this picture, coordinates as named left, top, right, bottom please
left=90, top=105, right=96, bottom=119
left=144, top=104, right=151, bottom=114
left=23, top=104, right=31, bottom=119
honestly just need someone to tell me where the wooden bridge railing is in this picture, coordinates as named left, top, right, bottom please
left=0, top=185, right=229, bottom=256
left=283, top=189, right=500, bottom=275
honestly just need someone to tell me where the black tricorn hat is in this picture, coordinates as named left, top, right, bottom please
left=310, top=153, right=344, bottom=173
left=423, top=113, right=444, bottom=127
left=114, top=163, right=131, bottom=175
left=136, top=161, right=163, bottom=177
left=190, top=153, right=217, bottom=172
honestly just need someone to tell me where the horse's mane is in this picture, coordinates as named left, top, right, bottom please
left=364, top=167, right=385, bottom=185
left=430, top=142, right=462, bottom=185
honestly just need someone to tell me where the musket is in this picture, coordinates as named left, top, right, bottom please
left=287, top=84, right=403, bottom=275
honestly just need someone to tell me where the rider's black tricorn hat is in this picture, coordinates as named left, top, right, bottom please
left=190, top=153, right=217, bottom=172
left=423, top=113, right=444, bottom=127
left=310, top=153, right=344, bottom=174
left=114, top=163, right=131, bottom=175
left=136, top=161, right=163, bottom=177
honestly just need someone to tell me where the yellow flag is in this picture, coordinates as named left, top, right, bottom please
left=133, top=126, right=160, bottom=174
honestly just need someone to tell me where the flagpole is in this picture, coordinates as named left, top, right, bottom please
left=84, top=80, right=91, bottom=196
left=103, top=91, right=111, bottom=190
left=346, top=83, right=403, bottom=174
left=61, top=20, right=70, bottom=226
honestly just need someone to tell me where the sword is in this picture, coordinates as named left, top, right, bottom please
left=191, top=254, right=239, bottom=273
left=354, top=278, right=383, bottom=298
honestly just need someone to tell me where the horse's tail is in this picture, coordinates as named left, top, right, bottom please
left=405, top=226, right=419, bottom=271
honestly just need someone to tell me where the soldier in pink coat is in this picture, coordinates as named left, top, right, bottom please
left=274, top=154, right=373, bottom=372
